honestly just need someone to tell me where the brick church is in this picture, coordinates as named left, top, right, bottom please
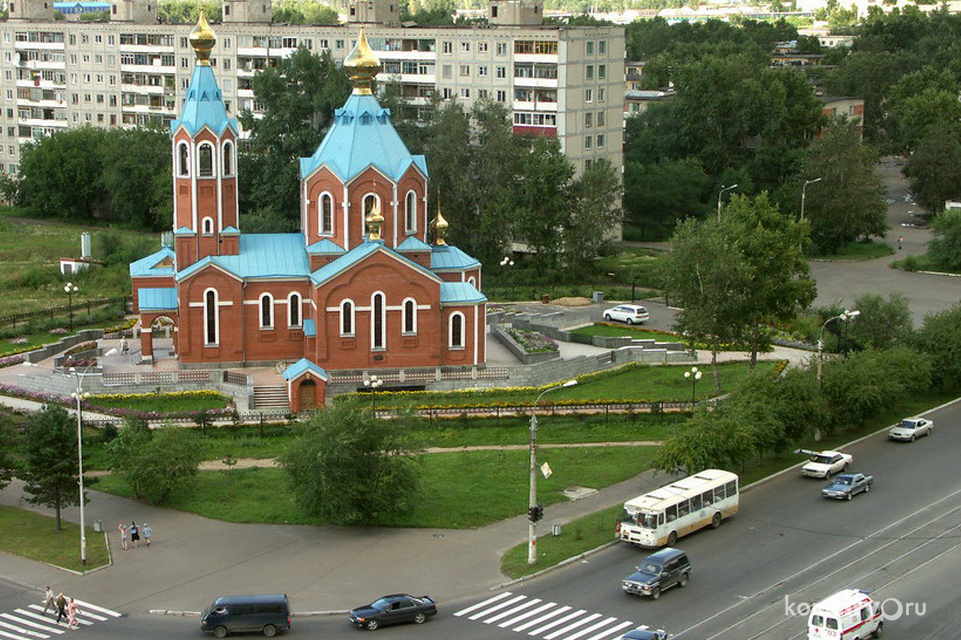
left=129, top=13, right=487, bottom=411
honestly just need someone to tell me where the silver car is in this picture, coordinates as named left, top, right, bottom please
left=888, top=417, right=933, bottom=442
left=603, top=304, right=650, bottom=325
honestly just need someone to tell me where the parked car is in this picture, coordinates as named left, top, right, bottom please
left=822, top=473, right=873, bottom=500
left=603, top=304, right=650, bottom=325
left=349, top=594, right=437, bottom=630
left=888, top=416, right=933, bottom=442
left=621, top=627, right=670, bottom=640
left=796, top=449, right=852, bottom=478
left=622, top=547, right=691, bottom=600
left=200, top=594, right=291, bottom=638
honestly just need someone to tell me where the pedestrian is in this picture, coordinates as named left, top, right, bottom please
left=898, top=235, right=904, bottom=250
left=129, top=521, right=140, bottom=549
left=118, top=523, right=128, bottom=551
left=142, top=522, right=152, bottom=547
left=66, top=597, right=80, bottom=630
left=55, top=592, right=66, bottom=625
left=42, top=585, right=55, bottom=616
left=120, top=337, right=128, bottom=354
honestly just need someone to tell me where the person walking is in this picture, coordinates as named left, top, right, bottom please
left=898, top=235, right=904, bottom=250
left=42, top=586, right=55, bottom=616
left=55, top=592, right=67, bottom=625
left=120, top=337, right=128, bottom=355
left=129, top=521, right=140, bottom=549
left=142, top=522, right=152, bottom=547
left=118, top=523, right=128, bottom=551
left=66, top=597, right=81, bottom=630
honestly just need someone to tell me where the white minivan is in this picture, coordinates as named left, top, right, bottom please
left=807, top=589, right=882, bottom=640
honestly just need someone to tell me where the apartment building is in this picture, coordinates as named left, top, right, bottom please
left=0, top=0, right=625, bottom=176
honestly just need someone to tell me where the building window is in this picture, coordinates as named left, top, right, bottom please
left=341, top=300, right=354, bottom=336
left=198, top=143, right=213, bottom=177
left=598, top=88, right=605, bottom=102
left=223, top=141, right=233, bottom=175
left=449, top=312, right=465, bottom=349
left=599, top=40, right=607, bottom=54
left=178, top=142, right=189, bottom=176
left=460, top=64, right=470, bottom=77
left=497, top=90, right=506, bottom=102
left=496, top=66, right=506, bottom=79
left=460, top=88, right=470, bottom=99
left=288, top=292, right=301, bottom=327
left=585, top=89, right=593, bottom=103
left=468, top=276, right=476, bottom=288
left=260, top=294, right=274, bottom=329
left=362, top=193, right=380, bottom=235
left=442, top=64, right=452, bottom=79
left=585, top=136, right=593, bottom=149
left=442, top=88, right=452, bottom=100
left=460, top=41, right=470, bottom=52
left=586, top=65, right=594, bottom=80
left=598, top=64, right=607, bottom=80
left=403, top=298, right=417, bottom=335
left=442, top=41, right=452, bottom=54
left=496, top=42, right=507, bottom=55
left=371, top=292, right=385, bottom=350
left=585, top=112, right=593, bottom=128
left=204, top=289, right=218, bottom=346
left=597, top=134, right=605, bottom=147
left=478, top=42, right=488, bottom=53
left=597, top=111, right=605, bottom=127
left=202, top=217, right=214, bottom=235
left=478, top=65, right=488, bottom=77
left=587, top=41, right=594, bottom=55
left=320, top=192, right=333, bottom=234
left=405, top=190, right=417, bottom=232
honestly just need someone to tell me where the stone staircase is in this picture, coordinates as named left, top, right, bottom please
left=252, top=384, right=288, bottom=409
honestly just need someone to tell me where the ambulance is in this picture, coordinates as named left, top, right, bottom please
left=808, top=589, right=882, bottom=640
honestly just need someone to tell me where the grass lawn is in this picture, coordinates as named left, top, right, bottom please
left=0, top=505, right=110, bottom=572
left=811, top=239, right=894, bottom=261
left=93, top=446, right=658, bottom=529
left=569, top=324, right=679, bottom=341
left=85, top=391, right=232, bottom=414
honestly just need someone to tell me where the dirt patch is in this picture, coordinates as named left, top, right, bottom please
left=550, top=296, right=593, bottom=307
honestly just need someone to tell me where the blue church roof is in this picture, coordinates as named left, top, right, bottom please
left=397, top=236, right=431, bottom=252
left=138, top=287, right=179, bottom=311
left=176, top=234, right=311, bottom=281
left=299, top=94, right=428, bottom=183
left=283, top=357, right=329, bottom=381
left=310, top=241, right=440, bottom=287
left=440, top=282, right=487, bottom=305
left=129, top=246, right=176, bottom=278
left=171, top=64, right=238, bottom=137
left=431, top=245, right=481, bottom=271
left=306, top=238, right=346, bottom=255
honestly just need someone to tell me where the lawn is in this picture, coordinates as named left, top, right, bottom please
left=85, top=391, right=232, bottom=414
left=0, top=505, right=110, bottom=572
left=92, top=446, right=658, bottom=529
left=811, top=239, right=894, bottom=261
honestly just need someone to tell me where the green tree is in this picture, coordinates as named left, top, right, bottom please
left=563, top=159, right=623, bottom=276
left=623, top=157, right=709, bottom=235
left=272, top=0, right=340, bottom=23
left=101, top=127, right=172, bottom=231
left=802, top=120, right=887, bottom=253
left=0, top=411, right=17, bottom=492
left=239, top=47, right=351, bottom=226
left=514, top=137, right=574, bottom=270
left=21, top=404, right=80, bottom=530
left=158, top=0, right=221, bottom=23
left=107, top=419, right=202, bottom=504
left=888, top=69, right=961, bottom=152
left=18, top=127, right=107, bottom=220
left=846, top=292, right=913, bottom=349
left=279, top=404, right=422, bottom=524
left=904, top=123, right=961, bottom=214
left=928, top=208, right=961, bottom=270
left=912, top=303, right=961, bottom=390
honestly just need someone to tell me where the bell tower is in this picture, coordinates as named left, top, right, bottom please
left=170, top=11, right=241, bottom=271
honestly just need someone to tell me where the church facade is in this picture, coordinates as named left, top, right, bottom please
left=129, top=14, right=487, bottom=412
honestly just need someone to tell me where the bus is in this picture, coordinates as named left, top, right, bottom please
left=616, top=469, right=739, bottom=548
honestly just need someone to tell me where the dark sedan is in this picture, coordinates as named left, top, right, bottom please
left=349, top=594, right=437, bottom=630
left=822, top=473, right=873, bottom=500
left=621, top=627, right=669, bottom=640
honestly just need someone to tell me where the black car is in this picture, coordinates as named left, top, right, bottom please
left=821, top=473, right=873, bottom=500
left=621, top=627, right=669, bottom=640
left=622, top=547, right=691, bottom=600
left=349, top=594, right=437, bottom=630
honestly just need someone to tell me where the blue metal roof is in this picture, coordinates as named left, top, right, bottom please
left=303, top=319, right=316, bottom=337
left=138, top=287, right=179, bottom=311
left=176, top=234, right=311, bottom=281
left=283, top=357, right=328, bottom=381
left=171, top=64, right=238, bottom=137
left=306, top=238, right=346, bottom=255
left=440, top=282, right=487, bottom=305
left=222, top=226, right=240, bottom=234
left=397, top=236, right=431, bottom=252
left=174, top=226, right=194, bottom=235
left=431, top=245, right=481, bottom=271
left=129, top=247, right=176, bottom=278
left=310, top=241, right=441, bottom=287
left=299, top=94, right=428, bottom=183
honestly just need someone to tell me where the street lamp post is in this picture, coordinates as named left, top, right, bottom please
left=64, top=282, right=79, bottom=332
left=529, top=379, right=577, bottom=566
left=817, top=310, right=861, bottom=387
left=363, top=375, right=383, bottom=411
left=800, top=178, right=822, bottom=223
left=23, top=347, right=115, bottom=566
left=716, top=184, right=738, bottom=222
left=500, top=256, right=515, bottom=299
left=684, top=366, right=702, bottom=404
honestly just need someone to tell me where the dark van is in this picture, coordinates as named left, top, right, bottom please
left=621, top=547, right=691, bottom=600
left=200, top=594, right=291, bottom=638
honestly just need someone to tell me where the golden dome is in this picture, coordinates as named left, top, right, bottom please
left=367, top=202, right=385, bottom=241
left=189, top=9, right=216, bottom=66
left=343, top=27, right=380, bottom=95
left=431, top=207, right=449, bottom=246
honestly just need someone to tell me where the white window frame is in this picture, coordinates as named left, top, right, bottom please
left=371, top=292, right=386, bottom=350
left=197, top=142, right=215, bottom=178
left=222, top=140, right=234, bottom=176
left=402, top=297, right=418, bottom=335
left=449, top=312, right=465, bottom=349
left=340, top=299, right=355, bottom=337
left=178, top=142, right=190, bottom=176
left=202, top=217, right=214, bottom=235
left=204, top=288, right=219, bottom=346
left=319, top=192, right=334, bottom=235
left=259, top=293, right=274, bottom=330
left=405, top=190, right=417, bottom=233
left=287, top=292, right=302, bottom=328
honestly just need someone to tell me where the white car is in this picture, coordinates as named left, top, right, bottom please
left=888, top=417, right=933, bottom=442
left=796, top=449, right=852, bottom=478
left=603, top=304, right=650, bottom=325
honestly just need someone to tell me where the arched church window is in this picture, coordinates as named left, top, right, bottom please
left=202, top=217, right=214, bottom=235
left=223, top=141, right=233, bottom=176
left=260, top=293, right=274, bottom=329
left=371, top=292, right=385, bottom=350
left=403, top=298, right=417, bottom=335
left=288, top=293, right=301, bottom=327
left=204, top=289, right=218, bottom=345
left=363, top=193, right=379, bottom=236
left=198, top=143, right=214, bottom=177
left=405, top=191, right=417, bottom=233
left=341, top=300, right=354, bottom=336
left=320, top=193, right=333, bottom=235
left=178, top=143, right=189, bottom=176
left=449, top=312, right=465, bottom=349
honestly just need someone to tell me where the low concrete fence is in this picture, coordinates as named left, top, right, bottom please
left=490, top=323, right=560, bottom=365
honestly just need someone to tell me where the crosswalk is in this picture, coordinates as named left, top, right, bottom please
left=454, top=592, right=656, bottom=640
left=0, top=600, right=121, bottom=640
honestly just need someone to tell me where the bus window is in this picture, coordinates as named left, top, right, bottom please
left=659, top=512, right=665, bottom=526
left=677, top=500, right=690, bottom=517
left=715, top=486, right=725, bottom=501
left=826, top=618, right=838, bottom=630
left=666, top=505, right=677, bottom=522
left=726, top=480, right=737, bottom=496
left=690, top=494, right=702, bottom=511
left=702, top=490, right=713, bottom=507
left=640, top=513, right=658, bottom=529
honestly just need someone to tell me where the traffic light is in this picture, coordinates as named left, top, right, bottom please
left=528, top=505, right=544, bottom=523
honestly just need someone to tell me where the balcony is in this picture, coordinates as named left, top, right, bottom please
left=513, top=76, right=558, bottom=89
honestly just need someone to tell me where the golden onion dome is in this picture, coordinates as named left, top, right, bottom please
left=344, top=27, right=381, bottom=95
left=189, top=9, right=216, bottom=66
left=431, top=207, right=449, bottom=246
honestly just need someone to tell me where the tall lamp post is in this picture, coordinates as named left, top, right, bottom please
left=64, top=282, right=79, bottom=332
left=716, top=184, right=738, bottom=222
left=800, top=178, right=821, bottom=222
left=364, top=374, right=383, bottom=411
left=500, top=256, right=515, bottom=299
left=817, top=310, right=860, bottom=387
left=529, top=379, right=577, bottom=565
left=684, top=366, right=702, bottom=404
left=24, top=347, right=116, bottom=565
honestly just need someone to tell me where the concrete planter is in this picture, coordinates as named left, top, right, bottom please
left=491, top=324, right=560, bottom=365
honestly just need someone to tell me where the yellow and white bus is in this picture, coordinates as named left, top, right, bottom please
left=616, top=469, right=739, bottom=548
